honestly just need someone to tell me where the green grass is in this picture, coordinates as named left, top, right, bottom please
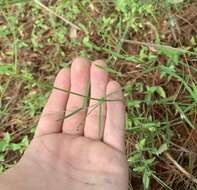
left=0, top=0, right=197, bottom=189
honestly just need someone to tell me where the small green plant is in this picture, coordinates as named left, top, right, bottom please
left=115, top=0, right=155, bottom=31
left=145, top=86, right=166, bottom=103
left=127, top=124, right=170, bottom=189
left=0, top=0, right=196, bottom=189
left=22, top=92, right=47, bottom=117
left=0, top=133, right=29, bottom=172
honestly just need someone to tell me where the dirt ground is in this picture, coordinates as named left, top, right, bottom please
left=0, top=1, right=197, bottom=189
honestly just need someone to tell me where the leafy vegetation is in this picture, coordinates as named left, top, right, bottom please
left=0, top=0, right=197, bottom=189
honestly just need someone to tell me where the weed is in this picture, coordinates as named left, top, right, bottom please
left=0, top=0, right=196, bottom=189
left=0, top=132, right=29, bottom=172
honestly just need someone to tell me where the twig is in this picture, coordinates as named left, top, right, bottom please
left=33, top=0, right=81, bottom=30
left=123, top=39, right=197, bottom=55
left=165, top=152, right=197, bottom=185
left=175, top=14, right=197, bottom=33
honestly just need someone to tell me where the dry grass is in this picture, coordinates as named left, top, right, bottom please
left=0, top=1, right=197, bottom=189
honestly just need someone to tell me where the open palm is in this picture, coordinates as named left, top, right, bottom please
left=1, top=58, right=128, bottom=190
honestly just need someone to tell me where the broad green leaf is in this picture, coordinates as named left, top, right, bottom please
left=144, top=157, right=155, bottom=165
left=0, top=133, right=11, bottom=152
left=156, top=144, right=168, bottom=155
left=136, top=139, right=146, bottom=150
left=10, top=143, right=21, bottom=151
left=0, top=63, right=15, bottom=76
left=127, top=100, right=141, bottom=108
left=133, top=166, right=145, bottom=173
left=128, top=153, right=141, bottom=163
left=156, top=87, right=166, bottom=98
left=0, top=154, right=5, bottom=161
left=143, top=171, right=151, bottom=190
left=10, top=136, right=29, bottom=152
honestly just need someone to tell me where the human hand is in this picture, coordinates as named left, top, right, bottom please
left=0, top=58, right=128, bottom=190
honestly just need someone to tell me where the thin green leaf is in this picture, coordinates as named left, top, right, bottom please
left=98, top=102, right=103, bottom=138
left=53, top=86, right=123, bottom=102
left=63, top=108, right=83, bottom=120
left=95, top=64, right=122, bottom=77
